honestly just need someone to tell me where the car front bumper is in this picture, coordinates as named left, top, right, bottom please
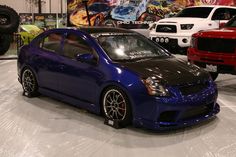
left=134, top=103, right=220, bottom=131
left=132, top=83, right=219, bottom=130
left=188, top=48, right=236, bottom=74
left=149, top=32, right=193, bottom=48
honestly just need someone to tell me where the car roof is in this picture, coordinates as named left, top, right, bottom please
left=187, top=5, right=236, bottom=9
left=79, top=27, right=136, bottom=35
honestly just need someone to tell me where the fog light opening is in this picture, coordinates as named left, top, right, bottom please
left=182, top=38, right=188, bottom=43
left=165, top=38, right=169, bottom=43
left=156, top=37, right=159, bottom=42
left=160, top=38, right=165, bottom=43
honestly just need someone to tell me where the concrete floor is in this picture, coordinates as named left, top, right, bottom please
left=0, top=60, right=236, bottom=157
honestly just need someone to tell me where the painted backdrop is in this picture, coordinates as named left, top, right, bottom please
left=67, top=0, right=236, bottom=28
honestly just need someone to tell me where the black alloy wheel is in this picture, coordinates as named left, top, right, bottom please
left=22, top=68, right=39, bottom=97
left=102, top=86, right=132, bottom=127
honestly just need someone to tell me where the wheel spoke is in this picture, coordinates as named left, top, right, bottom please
left=117, top=109, right=124, bottom=117
left=108, top=109, right=113, bottom=116
left=106, top=105, right=112, bottom=108
left=112, top=91, right=116, bottom=101
left=115, top=111, right=119, bottom=119
left=118, top=107, right=125, bottom=111
left=111, top=110, right=115, bottom=118
left=107, top=94, right=113, bottom=103
left=106, top=99, right=113, bottom=105
left=115, top=94, right=121, bottom=101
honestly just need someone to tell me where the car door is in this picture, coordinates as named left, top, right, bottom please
left=57, top=30, right=103, bottom=104
left=31, top=31, right=64, bottom=92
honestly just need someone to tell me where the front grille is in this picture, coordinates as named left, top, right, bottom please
left=156, top=25, right=177, bottom=33
left=179, top=82, right=209, bottom=96
left=158, top=111, right=177, bottom=122
left=198, top=38, right=236, bottom=53
left=180, top=103, right=214, bottom=121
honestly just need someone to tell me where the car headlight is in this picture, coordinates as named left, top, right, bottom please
left=190, top=37, right=197, bottom=48
left=142, top=77, right=169, bottom=96
left=180, top=24, right=194, bottom=30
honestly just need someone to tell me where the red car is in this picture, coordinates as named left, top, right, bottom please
left=188, top=16, right=236, bottom=80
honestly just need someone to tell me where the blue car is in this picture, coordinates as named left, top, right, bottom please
left=111, top=0, right=148, bottom=21
left=17, top=27, right=220, bottom=130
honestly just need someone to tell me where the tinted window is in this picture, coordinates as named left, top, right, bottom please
left=212, top=8, right=231, bottom=20
left=39, top=33, right=63, bottom=54
left=225, top=16, right=236, bottom=27
left=229, top=8, right=236, bottom=17
left=98, top=34, right=170, bottom=61
left=175, top=7, right=213, bottom=18
left=62, top=33, right=93, bottom=59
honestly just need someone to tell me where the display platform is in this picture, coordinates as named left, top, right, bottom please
left=0, top=60, right=235, bottom=157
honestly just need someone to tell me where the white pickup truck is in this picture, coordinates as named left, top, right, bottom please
left=149, top=5, right=236, bottom=54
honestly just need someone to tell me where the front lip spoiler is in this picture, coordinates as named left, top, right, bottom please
left=134, top=103, right=220, bottom=131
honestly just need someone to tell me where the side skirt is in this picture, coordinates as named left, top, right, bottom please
left=38, top=87, right=100, bottom=114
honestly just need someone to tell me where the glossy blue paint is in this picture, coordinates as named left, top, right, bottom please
left=17, top=28, right=220, bottom=130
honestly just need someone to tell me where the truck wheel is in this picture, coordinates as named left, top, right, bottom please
left=0, top=34, right=11, bottom=55
left=210, top=72, right=218, bottom=81
left=0, top=5, right=19, bottom=33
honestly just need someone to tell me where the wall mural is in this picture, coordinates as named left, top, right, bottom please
left=67, top=0, right=236, bottom=28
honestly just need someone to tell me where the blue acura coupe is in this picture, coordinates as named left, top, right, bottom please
left=17, top=27, right=220, bottom=130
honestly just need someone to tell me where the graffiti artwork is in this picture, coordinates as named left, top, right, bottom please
left=67, top=0, right=236, bottom=28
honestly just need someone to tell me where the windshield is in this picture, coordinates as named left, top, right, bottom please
left=225, top=17, right=236, bottom=27
left=98, top=34, right=170, bottom=61
left=175, top=7, right=213, bottom=18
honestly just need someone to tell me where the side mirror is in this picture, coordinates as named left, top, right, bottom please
left=76, top=53, right=97, bottom=64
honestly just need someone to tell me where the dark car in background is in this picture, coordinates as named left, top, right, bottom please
left=17, top=27, right=219, bottom=130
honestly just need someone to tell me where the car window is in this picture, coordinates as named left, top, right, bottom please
left=225, top=16, right=236, bottom=27
left=98, top=34, right=170, bottom=61
left=39, top=33, right=63, bottom=54
left=175, top=7, right=213, bottom=18
left=228, top=8, right=236, bottom=17
left=212, top=8, right=232, bottom=20
left=62, top=33, right=93, bottom=59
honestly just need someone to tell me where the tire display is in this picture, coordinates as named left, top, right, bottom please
left=0, top=5, right=19, bottom=34
left=0, top=34, right=11, bottom=55
left=0, top=5, right=19, bottom=56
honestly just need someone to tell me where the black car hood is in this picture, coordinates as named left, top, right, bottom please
left=119, top=57, right=209, bottom=86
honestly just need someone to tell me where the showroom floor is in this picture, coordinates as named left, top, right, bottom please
left=0, top=59, right=236, bottom=157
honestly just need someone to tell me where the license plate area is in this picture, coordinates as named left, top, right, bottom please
left=205, top=64, right=217, bottom=72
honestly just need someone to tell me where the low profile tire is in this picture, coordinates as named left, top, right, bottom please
left=0, top=34, right=11, bottom=55
left=21, top=68, right=39, bottom=97
left=0, top=5, right=19, bottom=33
left=102, top=86, right=132, bottom=127
left=210, top=72, right=219, bottom=81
